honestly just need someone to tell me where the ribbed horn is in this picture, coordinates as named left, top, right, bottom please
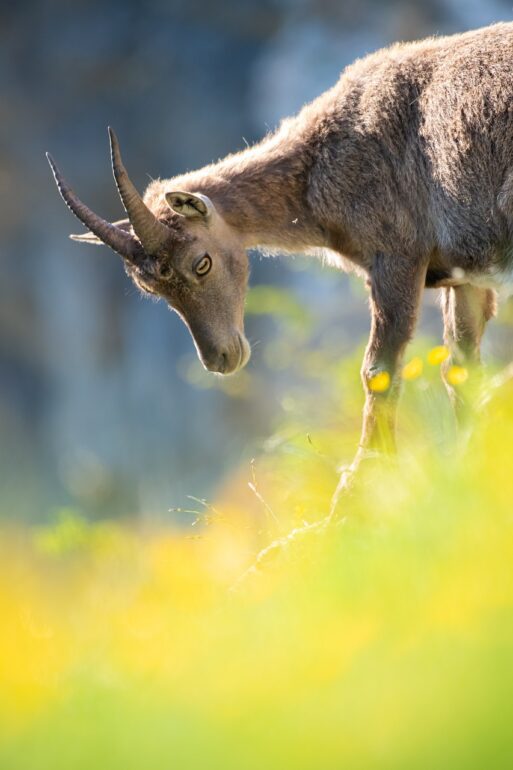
left=108, top=127, right=170, bottom=255
left=47, top=153, right=144, bottom=264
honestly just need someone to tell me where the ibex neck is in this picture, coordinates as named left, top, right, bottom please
left=170, top=127, right=326, bottom=252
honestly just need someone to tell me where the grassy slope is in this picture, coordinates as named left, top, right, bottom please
left=1, top=344, right=513, bottom=769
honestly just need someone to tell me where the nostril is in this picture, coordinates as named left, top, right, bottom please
left=203, top=351, right=228, bottom=373
left=158, top=264, right=171, bottom=278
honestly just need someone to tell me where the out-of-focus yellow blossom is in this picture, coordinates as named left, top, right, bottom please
left=402, top=356, right=424, bottom=381
left=446, top=365, right=469, bottom=385
left=368, top=370, right=390, bottom=392
left=1, top=351, right=513, bottom=769
left=427, top=345, right=450, bottom=365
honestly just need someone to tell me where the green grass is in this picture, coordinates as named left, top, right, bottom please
left=2, top=340, right=513, bottom=769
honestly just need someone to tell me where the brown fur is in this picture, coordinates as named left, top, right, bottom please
left=65, top=23, right=513, bottom=490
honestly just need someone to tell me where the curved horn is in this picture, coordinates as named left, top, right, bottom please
left=108, top=127, right=171, bottom=255
left=47, top=153, right=144, bottom=264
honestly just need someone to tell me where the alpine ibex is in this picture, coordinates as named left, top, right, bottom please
left=49, top=22, right=513, bottom=503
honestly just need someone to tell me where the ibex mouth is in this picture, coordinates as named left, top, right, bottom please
left=201, top=333, right=251, bottom=376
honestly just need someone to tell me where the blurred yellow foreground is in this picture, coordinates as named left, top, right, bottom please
left=2, top=349, right=513, bottom=770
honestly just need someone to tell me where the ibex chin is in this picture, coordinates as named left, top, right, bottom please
left=49, top=22, right=513, bottom=506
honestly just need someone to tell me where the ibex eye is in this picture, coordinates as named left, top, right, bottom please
left=194, top=254, right=212, bottom=276
left=159, top=264, right=171, bottom=278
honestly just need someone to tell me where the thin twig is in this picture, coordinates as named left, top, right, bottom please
left=187, top=495, right=222, bottom=518
left=248, top=458, right=279, bottom=525
left=168, top=506, right=204, bottom=517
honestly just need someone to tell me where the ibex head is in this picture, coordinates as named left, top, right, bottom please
left=47, top=129, right=250, bottom=375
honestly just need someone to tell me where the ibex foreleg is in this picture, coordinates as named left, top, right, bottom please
left=330, top=254, right=427, bottom=518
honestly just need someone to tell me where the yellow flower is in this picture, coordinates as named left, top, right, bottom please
left=402, top=356, right=423, bottom=381
left=427, top=345, right=450, bottom=366
left=446, top=365, right=468, bottom=385
left=368, top=371, right=390, bottom=392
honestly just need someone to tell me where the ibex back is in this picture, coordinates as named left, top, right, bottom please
left=49, top=22, right=513, bottom=507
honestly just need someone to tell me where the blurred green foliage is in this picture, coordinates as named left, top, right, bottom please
left=2, top=332, right=513, bottom=769
left=246, top=284, right=313, bottom=331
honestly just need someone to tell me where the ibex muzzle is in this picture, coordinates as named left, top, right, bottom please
left=47, top=129, right=251, bottom=375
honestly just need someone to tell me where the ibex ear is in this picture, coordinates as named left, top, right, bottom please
left=165, top=191, right=214, bottom=220
left=70, top=218, right=132, bottom=245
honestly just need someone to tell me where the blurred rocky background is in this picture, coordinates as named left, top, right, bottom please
left=1, top=0, right=512, bottom=521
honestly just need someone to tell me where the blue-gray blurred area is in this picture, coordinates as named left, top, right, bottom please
left=1, top=0, right=511, bottom=520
